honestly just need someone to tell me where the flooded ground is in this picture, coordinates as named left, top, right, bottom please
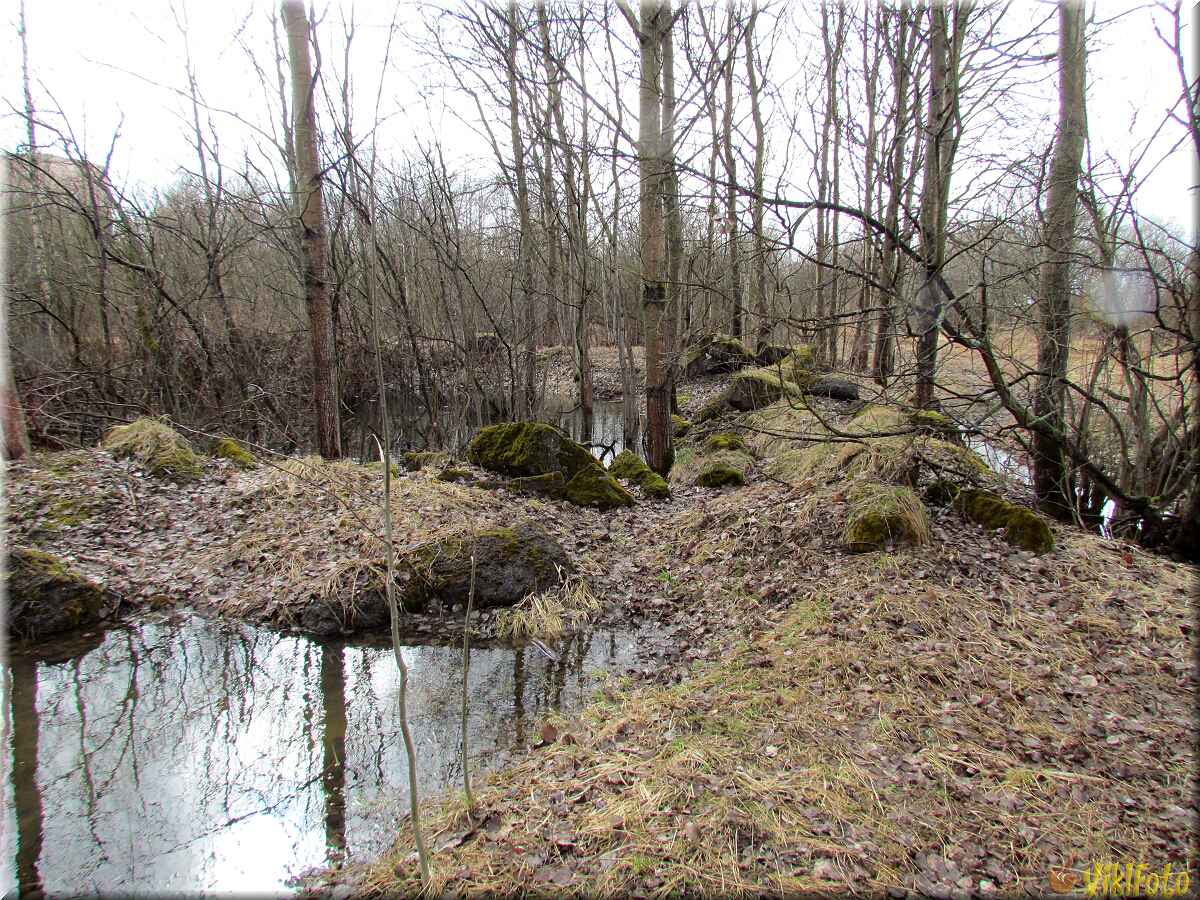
left=2, top=613, right=648, bottom=896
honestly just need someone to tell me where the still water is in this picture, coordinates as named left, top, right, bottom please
left=2, top=614, right=645, bottom=896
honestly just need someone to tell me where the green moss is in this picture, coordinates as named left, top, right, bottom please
left=468, top=422, right=600, bottom=479
left=100, top=417, right=204, bottom=480
left=609, top=450, right=651, bottom=482
left=639, top=471, right=671, bottom=499
left=956, top=489, right=1013, bottom=529
left=562, top=470, right=635, bottom=509
left=213, top=437, right=255, bottom=468
left=726, top=368, right=804, bottom=411
left=694, top=396, right=729, bottom=424
left=955, top=489, right=1055, bottom=554
left=671, top=414, right=691, bottom=438
left=695, top=449, right=753, bottom=488
left=7, top=547, right=114, bottom=640
left=696, top=461, right=744, bottom=488
left=908, top=409, right=959, bottom=441
left=436, top=467, right=473, bottom=483
left=843, top=483, right=931, bottom=552
left=775, top=345, right=818, bottom=388
left=683, top=333, right=756, bottom=376
left=402, top=450, right=448, bottom=471
left=1003, top=507, right=1055, bottom=553
left=703, top=431, right=748, bottom=453
left=364, top=460, right=402, bottom=479
left=923, top=479, right=961, bottom=507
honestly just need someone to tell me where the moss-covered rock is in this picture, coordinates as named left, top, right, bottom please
left=403, top=450, right=449, bottom=472
left=562, top=469, right=635, bottom=509
left=608, top=450, right=671, bottom=499
left=6, top=548, right=119, bottom=641
left=776, top=345, right=819, bottom=388
left=923, top=479, right=961, bottom=507
left=639, top=471, right=671, bottom=499
left=683, top=333, right=756, bottom=378
left=696, top=460, right=745, bottom=487
left=671, top=414, right=691, bottom=438
left=402, top=521, right=573, bottom=612
left=703, top=431, right=749, bottom=453
left=436, top=467, right=474, bottom=483
left=843, top=483, right=932, bottom=552
left=468, top=422, right=600, bottom=480
left=609, top=450, right=648, bottom=482
left=100, top=417, right=204, bottom=480
left=212, top=437, right=255, bottom=468
left=696, top=449, right=753, bottom=488
left=909, top=409, right=961, bottom=443
left=1003, top=507, right=1056, bottom=554
left=955, top=489, right=1054, bottom=553
left=726, top=368, right=804, bottom=412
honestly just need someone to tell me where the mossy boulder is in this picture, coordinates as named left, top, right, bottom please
left=703, top=431, right=748, bottom=453
left=696, top=449, right=754, bottom=488
left=100, top=417, right=204, bottom=480
left=401, top=521, right=572, bottom=612
left=508, top=472, right=567, bottom=496
left=436, top=467, right=474, bottom=483
left=726, top=368, right=804, bottom=412
left=843, top=483, right=932, bottom=552
left=671, top=414, right=691, bottom=438
left=6, top=548, right=119, bottom=641
left=683, top=333, right=756, bottom=377
left=923, top=479, right=961, bottom=507
left=403, top=450, right=449, bottom=472
left=212, top=437, right=255, bottom=468
left=562, top=470, right=635, bottom=509
left=608, top=450, right=670, bottom=500
left=955, top=489, right=1054, bottom=553
left=909, top=409, right=961, bottom=443
left=775, top=345, right=819, bottom=388
left=467, top=422, right=600, bottom=480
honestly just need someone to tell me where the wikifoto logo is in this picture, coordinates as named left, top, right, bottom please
left=1049, top=861, right=1191, bottom=897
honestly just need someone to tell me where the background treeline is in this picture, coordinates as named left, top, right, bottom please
left=3, top=0, right=1197, bottom=556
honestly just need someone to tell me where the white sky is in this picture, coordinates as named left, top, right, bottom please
left=0, top=0, right=1194, bottom=234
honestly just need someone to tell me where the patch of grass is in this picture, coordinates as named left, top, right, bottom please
left=495, top=573, right=601, bottom=641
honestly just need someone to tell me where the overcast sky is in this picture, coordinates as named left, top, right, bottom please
left=0, top=0, right=1194, bottom=234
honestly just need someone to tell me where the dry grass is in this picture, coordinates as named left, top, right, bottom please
left=348, top=513, right=1194, bottom=897
left=495, top=573, right=602, bottom=641
left=337, top=467, right=1195, bottom=898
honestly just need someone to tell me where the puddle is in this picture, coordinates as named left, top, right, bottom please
left=2, top=614, right=647, bottom=895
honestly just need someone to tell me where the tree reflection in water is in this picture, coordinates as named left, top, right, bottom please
left=2, top=613, right=645, bottom=894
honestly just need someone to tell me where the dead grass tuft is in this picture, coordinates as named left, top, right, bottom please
left=495, top=572, right=601, bottom=640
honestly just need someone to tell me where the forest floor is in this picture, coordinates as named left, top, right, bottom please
left=6, top=362, right=1198, bottom=898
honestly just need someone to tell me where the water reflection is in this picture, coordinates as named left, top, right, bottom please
left=549, top=399, right=643, bottom=464
left=2, top=615, right=644, bottom=895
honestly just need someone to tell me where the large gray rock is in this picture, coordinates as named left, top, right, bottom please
left=402, top=520, right=573, bottom=611
left=804, top=376, right=860, bottom=401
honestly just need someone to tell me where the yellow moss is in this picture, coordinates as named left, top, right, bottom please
left=100, top=417, right=204, bottom=480
left=213, top=437, right=255, bottom=468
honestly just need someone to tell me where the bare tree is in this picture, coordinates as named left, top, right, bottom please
left=283, top=0, right=341, bottom=459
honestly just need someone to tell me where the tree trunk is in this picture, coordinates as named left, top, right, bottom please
left=635, top=0, right=672, bottom=475
left=283, top=0, right=341, bottom=459
left=1031, top=0, right=1087, bottom=520
left=721, top=7, right=743, bottom=341
left=506, top=0, right=538, bottom=419
left=743, top=1, right=769, bottom=349
left=913, top=2, right=950, bottom=409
